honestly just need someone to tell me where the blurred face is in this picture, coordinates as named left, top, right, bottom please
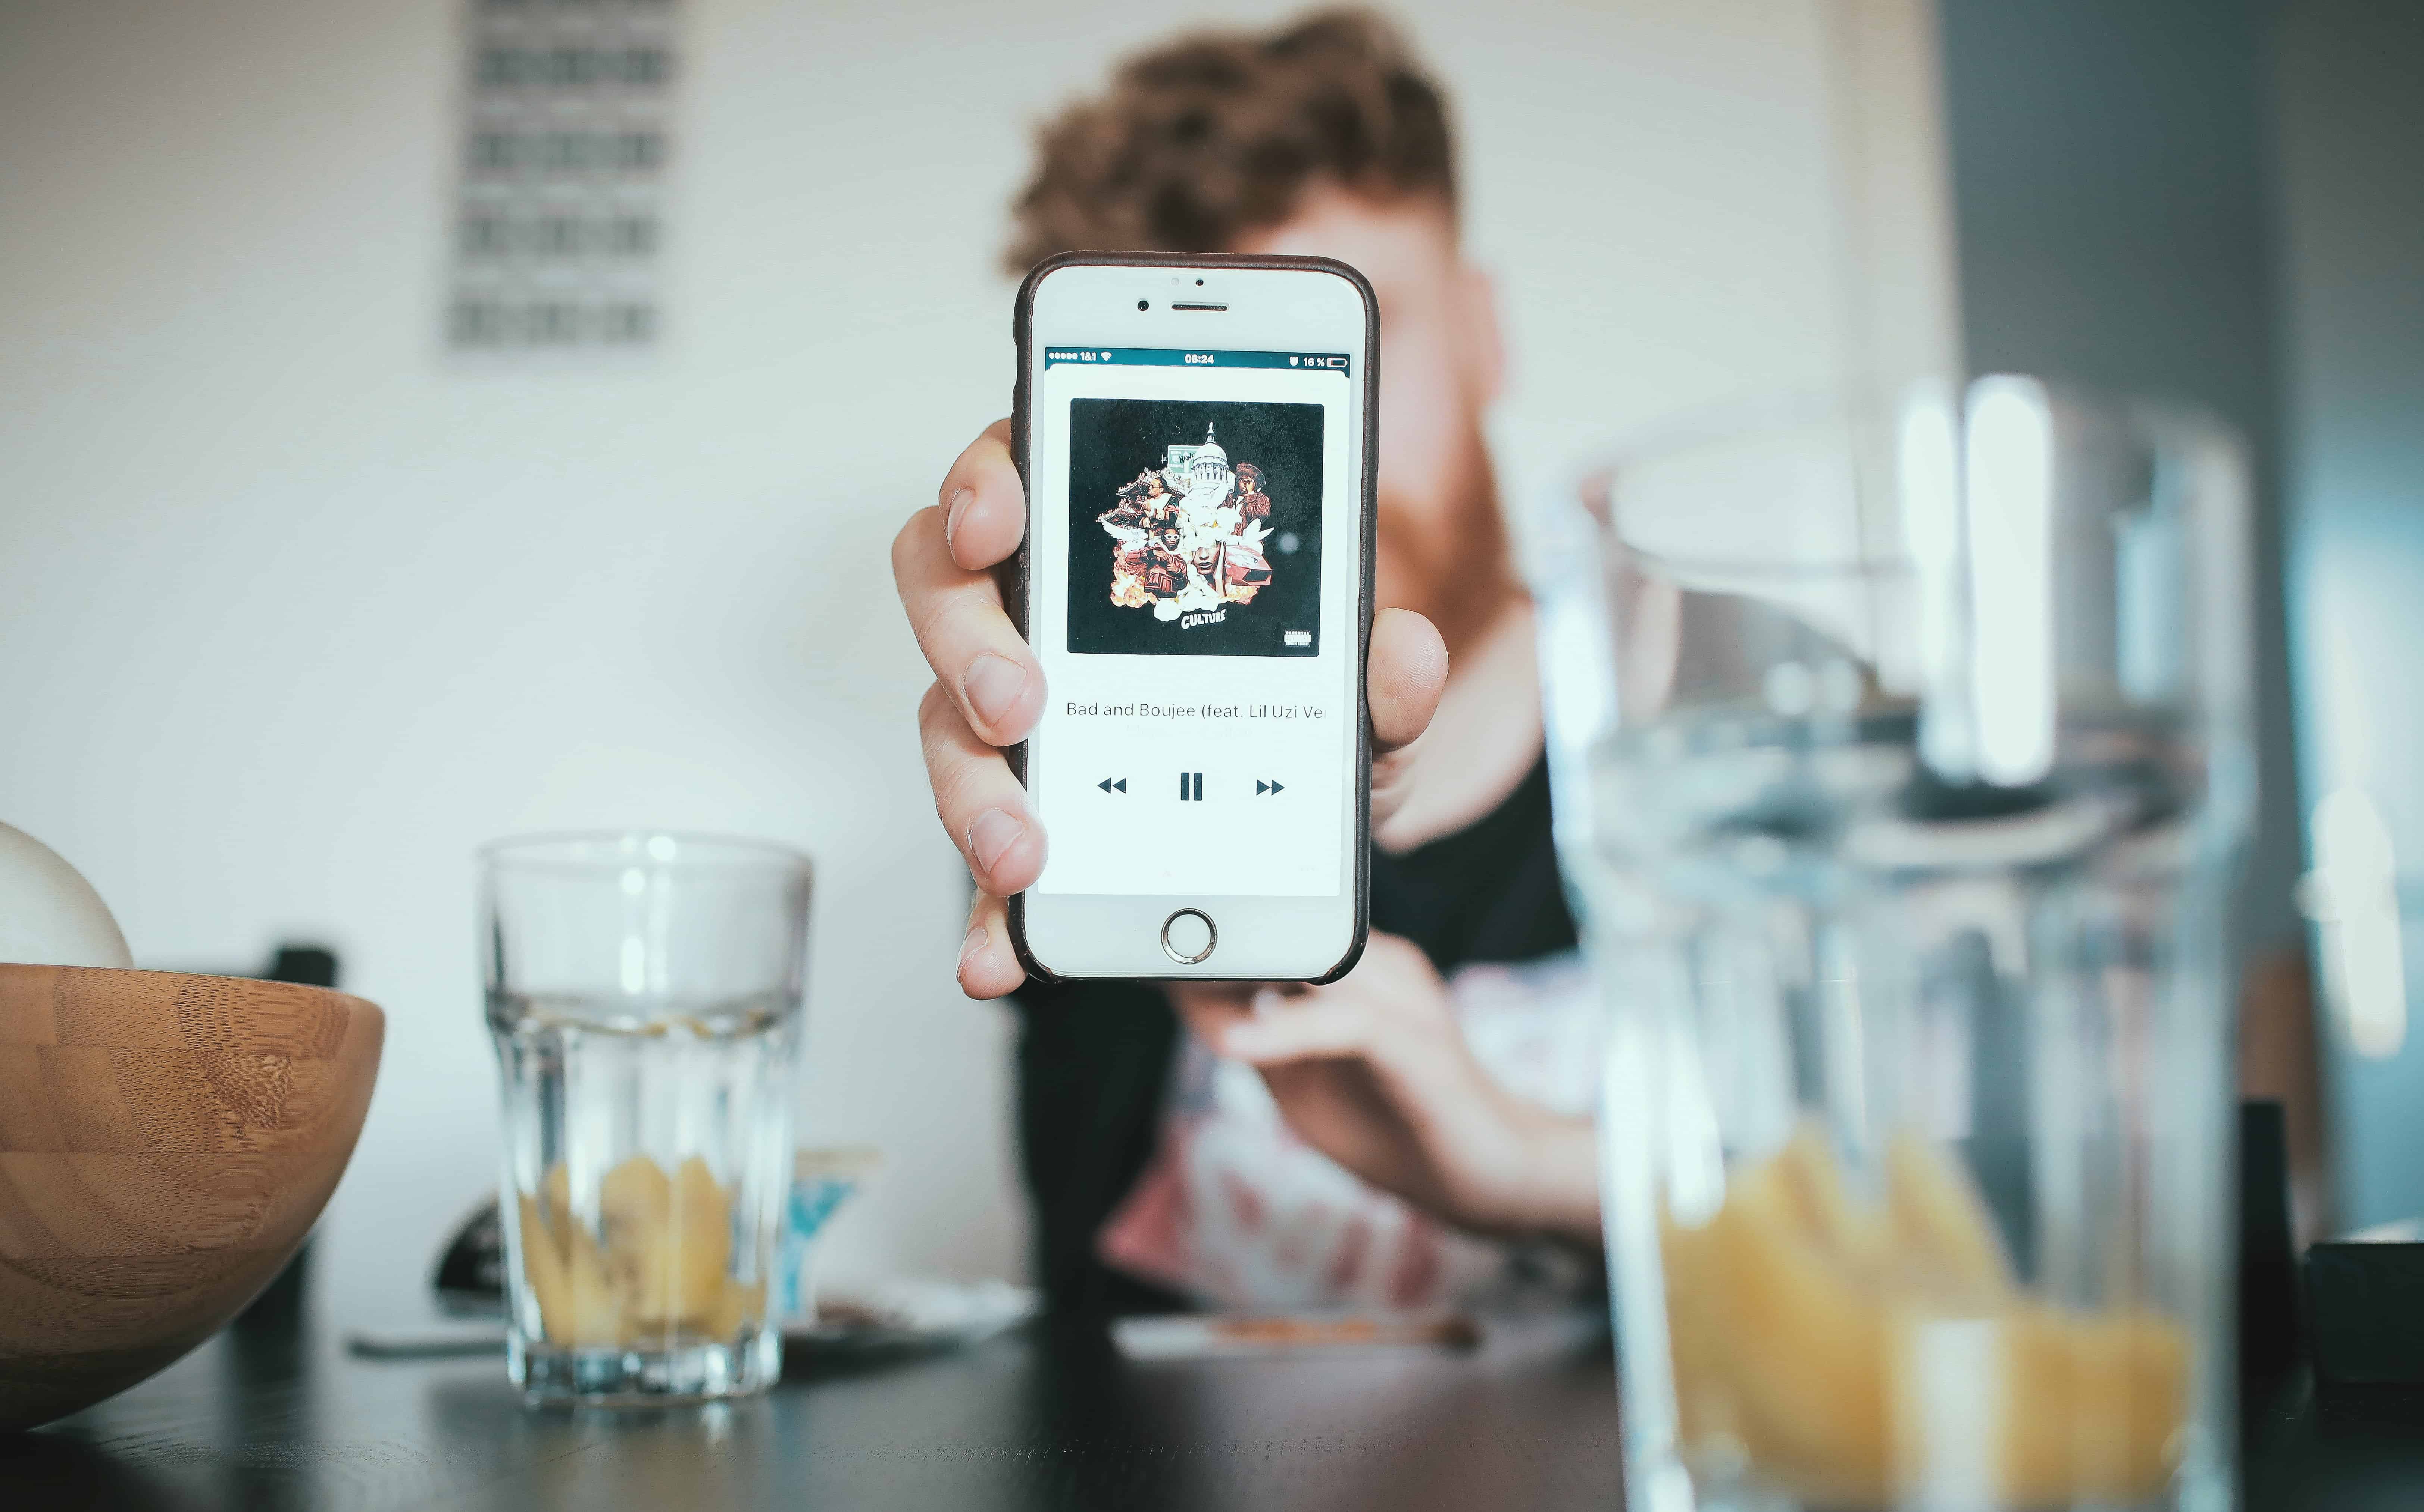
left=1235, top=185, right=1510, bottom=645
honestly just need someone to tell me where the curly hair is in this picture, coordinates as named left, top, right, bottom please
left=1004, top=9, right=1457, bottom=273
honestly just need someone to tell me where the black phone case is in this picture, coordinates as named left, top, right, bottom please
left=1005, top=250, right=1379, bottom=986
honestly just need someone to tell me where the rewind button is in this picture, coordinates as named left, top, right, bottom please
left=1098, top=777, right=1126, bottom=794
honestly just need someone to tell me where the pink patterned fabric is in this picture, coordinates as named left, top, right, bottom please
left=1097, top=952, right=1603, bottom=1312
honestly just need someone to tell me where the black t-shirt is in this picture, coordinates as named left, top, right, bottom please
left=1008, top=752, right=1576, bottom=1316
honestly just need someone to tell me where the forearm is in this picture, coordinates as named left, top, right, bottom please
left=1495, top=1106, right=1603, bottom=1247
left=1447, top=1098, right=1601, bottom=1248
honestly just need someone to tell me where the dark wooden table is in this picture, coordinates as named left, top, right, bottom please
left=7, top=1307, right=2421, bottom=1509
left=4, top=1310, right=1620, bottom=1511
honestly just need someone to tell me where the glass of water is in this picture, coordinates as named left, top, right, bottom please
left=480, top=830, right=812, bottom=1405
left=1538, top=381, right=2253, bottom=1512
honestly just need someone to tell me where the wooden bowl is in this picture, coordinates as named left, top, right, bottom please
left=0, top=965, right=383, bottom=1430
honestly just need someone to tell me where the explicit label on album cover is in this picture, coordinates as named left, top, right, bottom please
left=1063, top=397, right=1324, bottom=658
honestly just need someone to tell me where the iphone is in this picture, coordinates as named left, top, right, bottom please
left=1007, top=253, right=1377, bottom=981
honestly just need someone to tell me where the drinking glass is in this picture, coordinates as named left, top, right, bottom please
left=1537, top=381, right=2253, bottom=1512
left=480, top=830, right=812, bottom=1405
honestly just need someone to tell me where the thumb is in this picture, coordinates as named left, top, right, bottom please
left=1367, top=607, right=1448, bottom=820
left=1369, top=608, right=1446, bottom=755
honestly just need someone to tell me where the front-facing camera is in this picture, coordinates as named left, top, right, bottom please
left=1137, top=300, right=1150, bottom=310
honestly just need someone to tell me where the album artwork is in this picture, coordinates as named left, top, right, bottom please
left=1064, top=398, right=1324, bottom=657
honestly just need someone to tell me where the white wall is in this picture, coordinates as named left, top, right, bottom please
left=0, top=0, right=1853, bottom=1324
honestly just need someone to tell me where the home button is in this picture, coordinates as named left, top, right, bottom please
left=1160, top=908, right=1216, bottom=966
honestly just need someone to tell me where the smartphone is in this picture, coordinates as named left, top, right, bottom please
left=1007, top=252, right=1378, bottom=982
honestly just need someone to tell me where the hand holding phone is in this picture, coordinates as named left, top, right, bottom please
left=895, top=426, right=1446, bottom=993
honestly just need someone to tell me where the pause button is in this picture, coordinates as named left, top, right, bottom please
left=1177, top=771, right=1205, bottom=801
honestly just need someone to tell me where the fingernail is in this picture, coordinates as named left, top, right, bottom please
left=958, top=923, right=987, bottom=975
left=963, top=653, right=1028, bottom=731
left=967, top=807, right=1026, bottom=877
left=1251, top=986, right=1286, bottom=1017
left=944, top=486, right=975, bottom=554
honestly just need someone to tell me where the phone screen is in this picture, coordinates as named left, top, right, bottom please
left=1026, top=345, right=1360, bottom=900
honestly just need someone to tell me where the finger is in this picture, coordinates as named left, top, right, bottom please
left=893, top=499, right=1045, bottom=748
left=956, top=892, right=1026, bottom=1000
left=1172, top=993, right=1249, bottom=1043
left=1216, top=995, right=1379, bottom=1064
left=1168, top=982, right=1275, bottom=1042
left=1327, top=933, right=1451, bottom=1016
left=935, top=419, right=1025, bottom=572
left=1366, top=607, right=1448, bottom=825
left=919, top=682, right=1046, bottom=896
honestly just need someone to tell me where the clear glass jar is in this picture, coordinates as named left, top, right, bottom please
left=1539, top=383, right=2252, bottom=1512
